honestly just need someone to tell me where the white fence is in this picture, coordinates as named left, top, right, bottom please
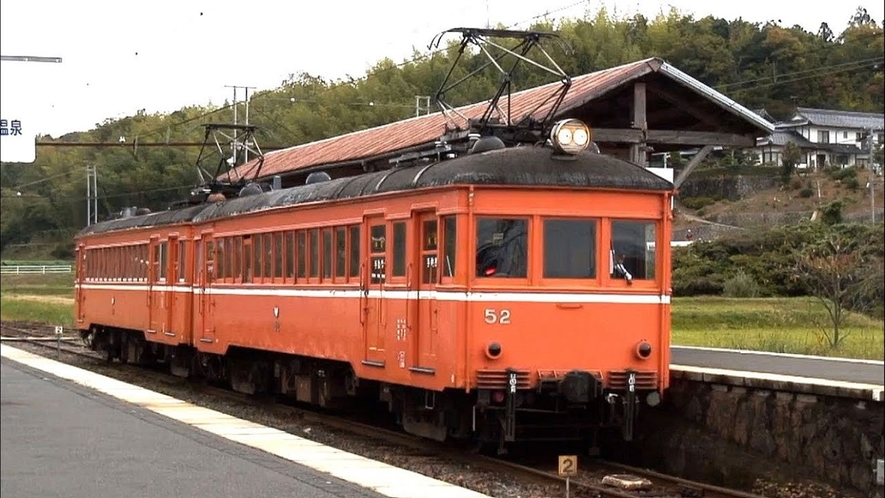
left=0, top=265, right=72, bottom=275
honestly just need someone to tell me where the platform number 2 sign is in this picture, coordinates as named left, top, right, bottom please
left=558, top=455, right=578, bottom=498
left=558, top=455, right=577, bottom=476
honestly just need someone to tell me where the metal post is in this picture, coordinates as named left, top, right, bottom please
left=86, top=164, right=92, bottom=226
left=565, top=477, right=570, bottom=498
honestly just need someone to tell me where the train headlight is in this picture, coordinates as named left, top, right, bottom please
left=550, top=119, right=592, bottom=155
left=636, top=341, right=652, bottom=359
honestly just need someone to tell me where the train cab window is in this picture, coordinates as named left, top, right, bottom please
left=442, top=216, right=456, bottom=278
left=296, top=231, right=307, bottom=279
left=475, top=218, right=527, bottom=278
left=309, top=229, right=320, bottom=278
left=392, top=222, right=406, bottom=277
left=243, top=239, right=253, bottom=283
left=335, top=227, right=346, bottom=278
left=322, top=228, right=333, bottom=279
left=610, top=220, right=656, bottom=281
left=285, top=232, right=295, bottom=279
left=274, top=232, right=283, bottom=278
left=348, top=226, right=360, bottom=278
left=205, top=241, right=214, bottom=282
left=543, top=219, right=597, bottom=278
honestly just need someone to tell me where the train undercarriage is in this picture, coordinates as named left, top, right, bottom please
left=83, top=325, right=651, bottom=453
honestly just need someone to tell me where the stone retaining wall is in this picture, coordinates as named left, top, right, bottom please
left=633, top=377, right=884, bottom=496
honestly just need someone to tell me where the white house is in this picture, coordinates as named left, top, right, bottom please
left=752, top=107, right=884, bottom=170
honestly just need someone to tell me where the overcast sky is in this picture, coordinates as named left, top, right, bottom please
left=1, top=0, right=882, bottom=138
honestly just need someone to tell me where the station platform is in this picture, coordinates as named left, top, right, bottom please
left=671, top=346, right=884, bottom=401
left=0, top=345, right=490, bottom=498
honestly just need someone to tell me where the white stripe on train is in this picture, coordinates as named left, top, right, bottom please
left=76, top=283, right=671, bottom=305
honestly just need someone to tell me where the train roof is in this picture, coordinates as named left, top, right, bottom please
left=76, top=146, right=672, bottom=238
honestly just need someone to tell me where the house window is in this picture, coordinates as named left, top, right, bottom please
left=817, top=130, right=830, bottom=144
left=843, top=131, right=848, bottom=139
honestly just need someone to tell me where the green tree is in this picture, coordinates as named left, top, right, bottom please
left=793, top=226, right=884, bottom=348
left=781, top=141, right=801, bottom=182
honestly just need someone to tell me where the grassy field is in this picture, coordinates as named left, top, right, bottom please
left=672, top=296, right=884, bottom=360
left=1, top=273, right=882, bottom=360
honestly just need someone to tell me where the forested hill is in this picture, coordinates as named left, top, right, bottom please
left=1, top=6, right=883, bottom=258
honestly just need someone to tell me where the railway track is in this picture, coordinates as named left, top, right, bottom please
left=1, top=321, right=764, bottom=498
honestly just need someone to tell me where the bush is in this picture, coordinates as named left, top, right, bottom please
left=844, top=177, right=860, bottom=190
left=789, top=179, right=802, bottom=190
left=722, top=270, right=761, bottom=297
left=828, top=167, right=857, bottom=182
left=799, top=188, right=814, bottom=198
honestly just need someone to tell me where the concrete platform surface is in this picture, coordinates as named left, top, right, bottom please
left=672, top=345, right=884, bottom=385
left=0, top=345, right=490, bottom=498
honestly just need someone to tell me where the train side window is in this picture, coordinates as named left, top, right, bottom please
left=543, top=219, right=597, bottom=278
left=335, top=227, right=346, bottom=278
left=285, top=231, right=295, bottom=279
left=205, top=241, right=214, bottom=282
left=158, top=241, right=168, bottom=280
left=475, top=218, right=527, bottom=278
left=296, top=231, right=307, bottom=279
left=274, top=232, right=283, bottom=279
left=309, top=229, right=320, bottom=278
left=243, top=238, right=252, bottom=283
left=253, top=234, right=263, bottom=279
left=422, top=219, right=438, bottom=284
left=322, top=228, right=333, bottom=279
left=178, top=240, right=187, bottom=282
left=442, top=215, right=457, bottom=278
left=610, top=220, right=656, bottom=281
left=264, top=233, right=273, bottom=279
left=233, top=237, right=242, bottom=281
left=217, top=238, right=226, bottom=280
left=370, top=225, right=386, bottom=284
left=348, top=226, right=360, bottom=278
left=392, top=222, right=406, bottom=277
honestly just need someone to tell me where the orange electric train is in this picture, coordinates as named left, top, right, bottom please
left=74, top=118, right=674, bottom=450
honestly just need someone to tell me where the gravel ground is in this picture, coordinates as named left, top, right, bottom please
left=2, top=333, right=864, bottom=498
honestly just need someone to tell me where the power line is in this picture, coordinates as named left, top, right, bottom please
left=716, top=56, right=884, bottom=91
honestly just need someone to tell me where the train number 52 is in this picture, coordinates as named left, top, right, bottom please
left=483, top=308, right=511, bottom=324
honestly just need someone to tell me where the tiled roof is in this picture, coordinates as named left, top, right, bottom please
left=781, top=107, right=885, bottom=131
left=232, top=57, right=773, bottom=180
left=757, top=130, right=813, bottom=147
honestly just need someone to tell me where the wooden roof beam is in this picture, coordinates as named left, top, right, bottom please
left=592, top=128, right=755, bottom=147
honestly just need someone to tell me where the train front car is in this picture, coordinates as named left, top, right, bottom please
left=446, top=120, right=674, bottom=451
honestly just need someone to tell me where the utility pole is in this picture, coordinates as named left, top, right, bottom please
left=225, top=85, right=256, bottom=164
left=415, top=96, right=431, bottom=117
left=85, top=164, right=98, bottom=226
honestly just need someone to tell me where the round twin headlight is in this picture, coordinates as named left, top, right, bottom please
left=550, top=119, right=592, bottom=155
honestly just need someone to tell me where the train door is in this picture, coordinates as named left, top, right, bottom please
left=195, top=232, right=216, bottom=344
left=362, top=216, right=386, bottom=367
left=165, top=235, right=179, bottom=338
left=147, top=235, right=165, bottom=335
left=75, top=244, right=86, bottom=325
left=410, top=213, right=439, bottom=374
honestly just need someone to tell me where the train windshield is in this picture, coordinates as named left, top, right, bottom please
left=475, top=218, right=528, bottom=278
